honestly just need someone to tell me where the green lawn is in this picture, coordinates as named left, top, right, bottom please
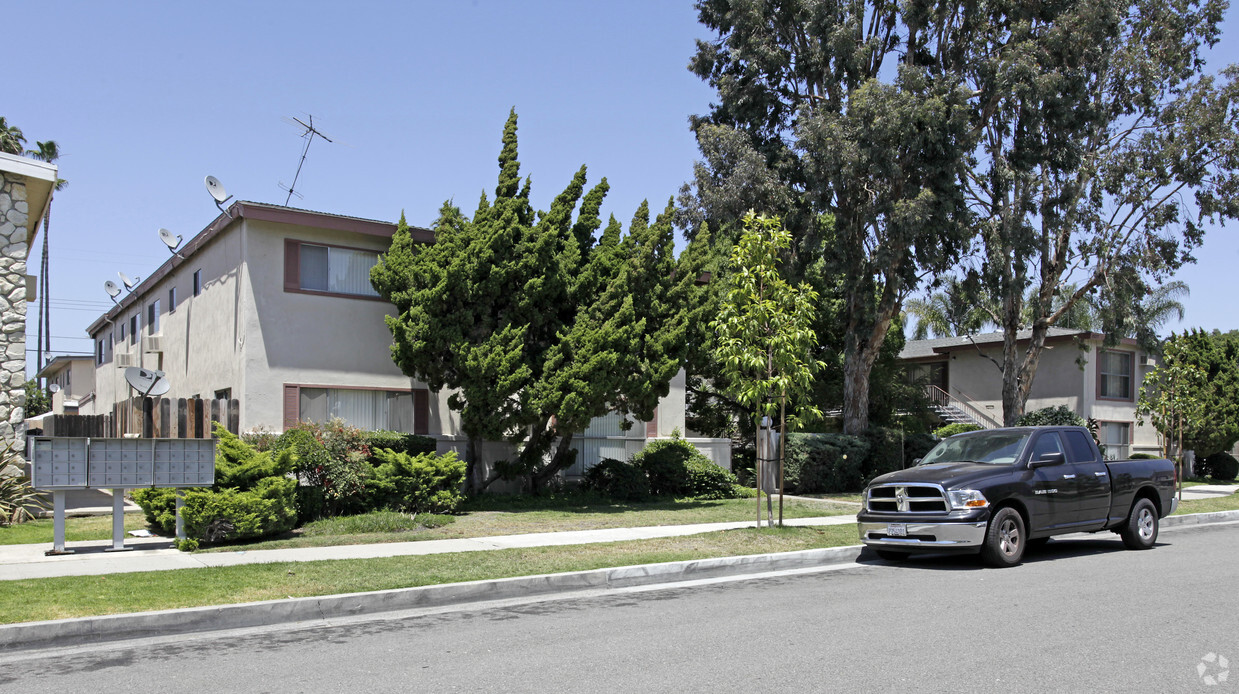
left=0, top=513, right=148, bottom=546
left=1172, top=492, right=1239, bottom=515
left=0, top=495, right=852, bottom=551
left=0, top=525, right=859, bottom=625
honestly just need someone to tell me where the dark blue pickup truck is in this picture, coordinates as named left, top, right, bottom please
left=857, top=426, right=1177, bottom=567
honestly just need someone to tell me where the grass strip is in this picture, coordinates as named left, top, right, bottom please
left=0, top=514, right=147, bottom=546
left=1171, top=492, right=1239, bottom=515
left=0, top=525, right=859, bottom=625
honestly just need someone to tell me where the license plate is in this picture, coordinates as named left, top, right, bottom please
left=886, top=523, right=907, bottom=537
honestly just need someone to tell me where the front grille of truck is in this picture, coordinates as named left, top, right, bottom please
left=866, top=484, right=949, bottom=513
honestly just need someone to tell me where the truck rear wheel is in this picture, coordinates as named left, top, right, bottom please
left=981, top=507, right=1026, bottom=567
left=1120, top=498, right=1159, bottom=550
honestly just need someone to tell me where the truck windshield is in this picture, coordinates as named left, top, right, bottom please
left=919, top=431, right=1031, bottom=466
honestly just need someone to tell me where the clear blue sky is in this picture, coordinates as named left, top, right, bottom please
left=7, top=1, right=1238, bottom=373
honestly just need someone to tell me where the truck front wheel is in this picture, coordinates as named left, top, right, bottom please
left=1120, top=498, right=1159, bottom=550
left=981, top=507, right=1026, bottom=567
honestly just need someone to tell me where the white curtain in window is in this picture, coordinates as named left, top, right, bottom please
left=329, top=389, right=385, bottom=430
left=328, top=247, right=380, bottom=297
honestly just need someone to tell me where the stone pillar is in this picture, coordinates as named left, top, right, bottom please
left=0, top=170, right=29, bottom=448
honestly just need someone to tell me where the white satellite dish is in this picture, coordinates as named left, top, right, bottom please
left=158, top=227, right=184, bottom=258
left=104, top=280, right=122, bottom=301
left=205, top=175, right=234, bottom=218
left=118, top=271, right=140, bottom=290
left=48, top=384, right=61, bottom=394
left=124, top=367, right=171, bottom=397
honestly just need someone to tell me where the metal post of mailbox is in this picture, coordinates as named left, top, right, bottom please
left=106, top=488, right=130, bottom=552
left=175, top=489, right=185, bottom=541
left=49, top=491, right=71, bottom=555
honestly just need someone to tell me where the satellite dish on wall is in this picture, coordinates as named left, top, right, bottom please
left=124, top=367, right=171, bottom=397
left=104, top=280, right=122, bottom=302
left=48, top=384, right=61, bottom=394
left=118, top=271, right=139, bottom=290
left=205, top=175, right=234, bottom=218
left=159, top=228, right=184, bottom=258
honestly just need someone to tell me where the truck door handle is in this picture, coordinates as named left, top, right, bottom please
left=1062, top=474, right=1076, bottom=479
left=1094, top=472, right=1107, bottom=477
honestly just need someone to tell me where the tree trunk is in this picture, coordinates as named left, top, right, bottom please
left=465, top=436, right=481, bottom=494
left=531, top=431, right=576, bottom=492
left=842, top=316, right=893, bottom=435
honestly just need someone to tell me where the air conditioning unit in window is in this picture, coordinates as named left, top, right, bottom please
left=1139, top=354, right=1157, bottom=367
left=143, top=335, right=164, bottom=354
left=116, top=353, right=137, bottom=368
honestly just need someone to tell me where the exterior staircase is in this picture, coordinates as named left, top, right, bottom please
left=926, top=385, right=1002, bottom=429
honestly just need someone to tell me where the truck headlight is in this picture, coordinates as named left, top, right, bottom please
left=947, top=489, right=988, bottom=510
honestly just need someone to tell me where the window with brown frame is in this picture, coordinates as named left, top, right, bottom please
left=284, top=239, right=381, bottom=299
left=1098, top=350, right=1134, bottom=400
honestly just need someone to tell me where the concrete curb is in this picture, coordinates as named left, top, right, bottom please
left=0, top=545, right=864, bottom=652
left=3, top=509, right=1236, bottom=652
left=1163, top=509, right=1239, bottom=527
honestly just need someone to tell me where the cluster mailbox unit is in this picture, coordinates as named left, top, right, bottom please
left=30, top=437, right=216, bottom=553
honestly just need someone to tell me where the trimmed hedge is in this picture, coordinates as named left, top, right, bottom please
left=932, top=422, right=981, bottom=438
left=133, top=477, right=298, bottom=544
left=365, top=448, right=466, bottom=514
left=583, top=458, right=650, bottom=502
left=1016, top=405, right=1086, bottom=427
left=364, top=431, right=437, bottom=459
left=783, top=434, right=869, bottom=494
left=1200, top=451, right=1239, bottom=481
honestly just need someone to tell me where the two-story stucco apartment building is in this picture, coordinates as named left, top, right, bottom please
left=901, top=328, right=1162, bottom=459
left=84, top=201, right=727, bottom=476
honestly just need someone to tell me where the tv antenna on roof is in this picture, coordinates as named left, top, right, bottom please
left=279, top=114, right=334, bottom=205
left=158, top=227, right=184, bottom=259
left=205, top=175, right=234, bottom=218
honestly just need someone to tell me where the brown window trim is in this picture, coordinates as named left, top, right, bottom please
left=283, top=238, right=389, bottom=302
left=283, top=383, right=430, bottom=435
left=1095, top=348, right=1136, bottom=402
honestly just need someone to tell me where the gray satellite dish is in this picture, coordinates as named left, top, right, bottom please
left=159, top=227, right=184, bottom=258
left=118, top=271, right=139, bottom=290
left=205, top=175, right=234, bottom=218
left=124, top=367, right=171, bottom=397
left=104, top=280, right=122, bottom=301
left=48, top=383, right=61, bottom=394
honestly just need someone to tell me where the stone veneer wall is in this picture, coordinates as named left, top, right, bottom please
left=0, top=170, right=29, bottom=448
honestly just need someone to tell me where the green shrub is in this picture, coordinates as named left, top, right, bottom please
left=932, top=422, right=982, bottom=438
left=364, top=431, right=437, bottom=459
left=783, top=433, right=869, bottom=493
left=135, top=478, right=298, bottom=545
left=583, top=458, right=651, bottom=502
left=365, top=449, right=466, bottom=514
left=1200, top=451, right=1239, bottom=481
left=682, top=457, right=742, bottom=500
left=276, top=420, right=372, bottom=519
left=1129, top=453, right=1159, bottom=460
left=632, top=437, right=696, bottom=496
left=863, top=428, right=914, bottom=480
left=904, top=432, right=938, bottom=463
left=1016, top=405, right=1086, bottom=427
left=213, top=423, right=295, bottom=491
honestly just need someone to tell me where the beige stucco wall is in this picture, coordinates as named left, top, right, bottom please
left=92, top=220, right=247, bottom=412
left=941, top=337, right=1159, bottom=454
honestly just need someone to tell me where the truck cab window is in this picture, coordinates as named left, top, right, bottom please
left=1030, top=432, right=1065, bottom=461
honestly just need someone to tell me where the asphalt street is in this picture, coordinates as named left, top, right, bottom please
left=3, top=521, right=1237, bottom=693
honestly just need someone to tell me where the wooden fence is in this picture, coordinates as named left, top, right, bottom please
left=41, top=398, right=239, bottom=439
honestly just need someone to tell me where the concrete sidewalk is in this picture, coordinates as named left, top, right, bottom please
left=2, top=485, right=1231, bottom=582
left=0, top=515, right=860, bottom=581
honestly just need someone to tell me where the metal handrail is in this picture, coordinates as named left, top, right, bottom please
left=925, top=385, right=1003, bottom=429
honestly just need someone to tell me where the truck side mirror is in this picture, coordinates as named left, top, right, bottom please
left=1029, top=451, right=1066, bottom=469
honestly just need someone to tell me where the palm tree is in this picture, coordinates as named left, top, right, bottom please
left=0, top=117, right=25, bottom=155
left=25, top=141, right=67, bottom=380
left=905, top=279, right=992, bottom=339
